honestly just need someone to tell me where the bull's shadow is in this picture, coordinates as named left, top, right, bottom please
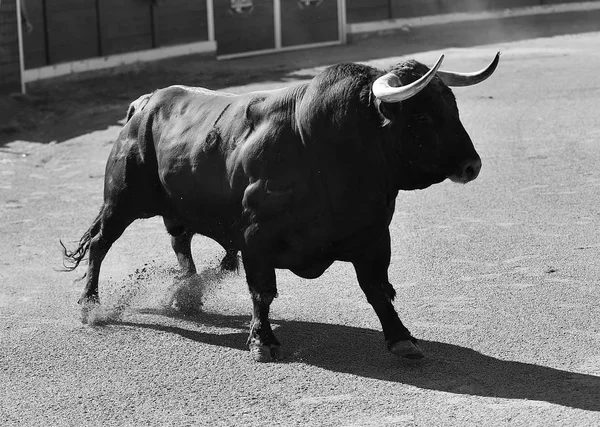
left=116, top=310, right=599, bottom=412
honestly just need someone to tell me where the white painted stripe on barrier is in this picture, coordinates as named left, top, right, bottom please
left=23, top=40, right=217, bottom=83
left=217, top=40, right=342, bottom=61
left=348, top=1, right=600, bottom=34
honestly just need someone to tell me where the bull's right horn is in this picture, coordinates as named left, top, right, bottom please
left=436, top=52, right=500, bottom=87
left=372, top=54, right=444, bottom=103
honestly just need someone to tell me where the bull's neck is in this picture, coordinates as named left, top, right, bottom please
left=378, top=126, right=409, bottom=193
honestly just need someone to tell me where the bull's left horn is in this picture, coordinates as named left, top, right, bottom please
left=437, top=52, right=500, bottom=87
left=372, top=54, right=445, bottom=103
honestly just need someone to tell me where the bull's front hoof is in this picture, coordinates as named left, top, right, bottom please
left=249, top=343, right=283, bottom=362
left=389, top=339, right=425, bottom=359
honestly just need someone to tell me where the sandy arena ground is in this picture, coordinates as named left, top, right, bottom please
left=1, top=11, right=600, bottom=427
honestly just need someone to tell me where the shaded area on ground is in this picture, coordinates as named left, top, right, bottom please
left=111, top=310, right=600, bottom=412
left=2, top=9, right=600, bottom=147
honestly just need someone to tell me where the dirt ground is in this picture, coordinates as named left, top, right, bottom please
left=2, top=10, right=600, bottom=427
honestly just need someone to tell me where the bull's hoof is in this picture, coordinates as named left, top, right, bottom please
left=249, top=343, right=283, bottom=362
left=389, top=339, right=425, bottom=359
left=173, top=298, right=203, bottom=316
left=78, top=295, right=100, bottom=324
left=78, top=294, right=99, bottom=306
left=168, top=275, right=203, bottom=315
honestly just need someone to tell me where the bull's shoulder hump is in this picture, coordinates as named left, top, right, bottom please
left=238, top=85, right=307, bottom=122
left=165, top=85, right=236, bottom=97
left=151, top=85, right=238, bottom=105
left=145, top=85, right=237, bottom=121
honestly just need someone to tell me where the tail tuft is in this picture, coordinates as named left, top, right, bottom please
left=60, top=208, right=103, bottom=272
left=220, top=249, right=240, bottom=273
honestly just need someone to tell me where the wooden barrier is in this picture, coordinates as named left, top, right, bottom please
left=8, top=0, right=600, bottom=89
left=21, top=0, right=210, bottom=68
left=0, top=0, right=21, bottom=94
left=347, top=0, right=599, bottom=23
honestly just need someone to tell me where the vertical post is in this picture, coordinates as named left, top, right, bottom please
left=338, top=0, right=347, bottom=44
left=41, top=0, right=49, bottom=65
left=150, top=1, right=156, bottom=48
left=273, top=0, right=281, bottom=49
left=95, top=0, right=102, bottom=56
left=16, top=0, right=26, bottom=93
left=206, top=0, right=214, bottom=41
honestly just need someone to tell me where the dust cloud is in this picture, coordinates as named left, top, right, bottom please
left=81, top=260, right=236, bottom=325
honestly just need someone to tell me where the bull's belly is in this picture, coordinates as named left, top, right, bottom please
left=164, top=200, right=241, bottom=249
left=178, top=213, right=336, bottom=278
left=288, top=259, right=335, bottom=279
left=270, top=233, right=337, bottom=279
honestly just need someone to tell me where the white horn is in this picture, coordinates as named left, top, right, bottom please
left=372, top=54, right=444, bottom=103
left=437, top=52, right=500, bottom=87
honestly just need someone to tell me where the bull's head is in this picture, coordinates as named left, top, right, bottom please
left=371, top=53, right=500, bottom=189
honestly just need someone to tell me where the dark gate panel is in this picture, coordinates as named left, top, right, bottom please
left=0, top=0, right=21, bottom=93
left=214, top=0, right=275, bottom=56
left=281, top=0, right=339, bottom=47
left=153, top=0, right=208, bottom=47
left=346, top=0, right=389, bottom=24
left=439, top=0, right=537, bottom=13
left=98, top=0, right=153, bottom=55
left=21, top=0, right=47, bottom=69
left=45, top=0, right=98, bottom=64
left=390, top=0, right=440, bottom=18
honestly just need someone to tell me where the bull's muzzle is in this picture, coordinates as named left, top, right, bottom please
left=449, top=158, right=482, bottom=184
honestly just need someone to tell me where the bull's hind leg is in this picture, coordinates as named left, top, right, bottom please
left=80, top=204, right=135, bottom=305
left=164, top=219, right=197, bottom=277
left=242, top=250, right=282, bottom=362
left=352, top=230, right=424, bottom=359
left=163, top=220, right=203, bottom=313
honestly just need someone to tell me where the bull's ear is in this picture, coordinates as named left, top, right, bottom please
left=376, top=99, right=402, bottom=127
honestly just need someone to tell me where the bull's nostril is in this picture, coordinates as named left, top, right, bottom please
left=459, top=158, right=481, bottom=183
left=464, top=165, right=475, bottom=180
left=450, top=159, right=481, bottom=184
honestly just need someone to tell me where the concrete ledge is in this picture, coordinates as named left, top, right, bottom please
left=217, top=41, right=343, bottom=60
left=23, top=40, right=217, bottom=84
left=348, top=1, right=600, bottom=36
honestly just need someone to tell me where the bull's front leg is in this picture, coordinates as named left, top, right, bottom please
left=352, top=229, right=424, bottom=359
left=242, top=250, right=282, bottom=362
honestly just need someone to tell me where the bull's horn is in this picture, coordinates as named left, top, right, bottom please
left=372, top=54, right=444, bottom=103
left=437, top=52, right=500, bottom=87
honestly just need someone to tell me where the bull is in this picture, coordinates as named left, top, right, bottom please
left=62, top=52, right=500, bottom=361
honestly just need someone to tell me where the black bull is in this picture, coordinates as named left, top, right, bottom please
left=62, top=53, right=500, bottom=361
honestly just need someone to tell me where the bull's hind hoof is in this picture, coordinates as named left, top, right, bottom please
left=78, top=295, right=100, bottom=324
left=170, top=275, right=203, bottom=315
left=78, top=294, right=99, bottom=306
left=249, top=343, right=283, bottom=362
left=389, top=339, right=424, bottom=359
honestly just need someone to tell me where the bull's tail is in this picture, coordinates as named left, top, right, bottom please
left=59, top=207, right=103, bottom=272
left=220, top=249, right=240, bottom=273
